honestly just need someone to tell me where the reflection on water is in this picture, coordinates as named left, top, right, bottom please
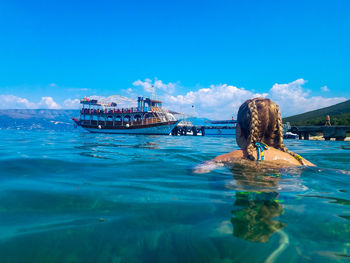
left=231, top=191, right=285, bottom=243
left=228, top=166, right=286, bottom=243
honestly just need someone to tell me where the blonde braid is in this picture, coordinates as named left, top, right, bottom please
left=275, top=106, right=305, bottom=165
left=246, top=100, right=260, bottom=161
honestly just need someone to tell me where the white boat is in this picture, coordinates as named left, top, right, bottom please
left=73, top=96, right=179, bottom=135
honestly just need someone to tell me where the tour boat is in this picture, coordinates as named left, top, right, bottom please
left=73, top=96, right=179, bottom=135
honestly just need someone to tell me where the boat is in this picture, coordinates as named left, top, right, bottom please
left=283, top=132, right=298, bottom=139
left=72, top=96, right=179, bottom=135
left=282, top=122, right=298, bottom=139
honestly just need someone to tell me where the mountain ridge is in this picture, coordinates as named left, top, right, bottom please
left=0, top=109, right=79, bottom=131
left=283, top=100, right=350, bottom=126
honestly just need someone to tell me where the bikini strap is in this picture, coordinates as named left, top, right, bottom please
left=255, top=142, right=269, bottom=161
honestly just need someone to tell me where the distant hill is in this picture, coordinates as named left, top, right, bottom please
left=0, top=109, right=78, bottom=131
left=283, top=100, right=350, bottom=126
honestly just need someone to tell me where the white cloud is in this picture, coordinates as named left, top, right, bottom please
left=49, top=83, right=57, bottom=87
left=159, top=78, right=347, bottom=119
left=321, top=85, right=329, bottom=92
left=133, top=78, right=176, bottom=94
left=269, top=79, right=345, bottom=116
left=133, top=79, right=154, bottom=92
left=0, top=79, right=347, bottom=119
left=163, top=84, right=267, bottom=119
left=124, top=88, right=134, bottom=95
left=0, top=95, right=36, bottom=109
left=0, top=95, right=62, bottom=109
left=63, top=98, right=80, bottom=109
left=38, top=97, right=61, bottom=109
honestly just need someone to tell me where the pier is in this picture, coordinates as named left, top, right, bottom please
left=290, top=126, right=350, bottom=141
left=171, top=120, right=237, bottom=136
left=171, top=125, right=205, bottom=136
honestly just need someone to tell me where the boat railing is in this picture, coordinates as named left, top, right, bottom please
left=80, top=106, right=159, bottom=115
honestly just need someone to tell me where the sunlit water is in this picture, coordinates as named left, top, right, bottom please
left=0, top=130, right=350, bottom=263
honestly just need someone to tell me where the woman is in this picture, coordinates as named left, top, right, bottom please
left=195, top=98, right=314, bottom=173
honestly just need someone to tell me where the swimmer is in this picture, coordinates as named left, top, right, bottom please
left=194, top=98, right=314, bottom=173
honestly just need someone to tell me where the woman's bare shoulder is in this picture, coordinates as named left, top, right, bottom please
left=265, top=147, right=315, bottom=166
left=214, top=147, right=315, bottom=167
left=214, top=150, right=244, bottom=162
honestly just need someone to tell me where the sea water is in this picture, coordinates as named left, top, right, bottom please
left=0, top=129, right=349, bottom=263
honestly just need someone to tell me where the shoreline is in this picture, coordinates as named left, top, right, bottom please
left=308, top=136, right=350, bottom=141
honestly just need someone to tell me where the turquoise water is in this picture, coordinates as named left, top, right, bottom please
left=0, top=130, right=350, bottom=263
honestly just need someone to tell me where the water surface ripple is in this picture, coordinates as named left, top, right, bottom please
left=0, top=130, right=350, bottom=263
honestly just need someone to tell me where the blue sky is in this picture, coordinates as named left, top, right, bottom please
left=0, top=0, right=349, bottom=118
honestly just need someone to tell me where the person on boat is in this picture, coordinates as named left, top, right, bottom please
left=195, top=97, right=314, bottom=173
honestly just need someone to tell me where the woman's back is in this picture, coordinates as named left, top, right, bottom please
left=214, top=147, right=315, bottom=167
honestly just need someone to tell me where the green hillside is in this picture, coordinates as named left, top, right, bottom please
left=283, top=100, right=350, bottom=126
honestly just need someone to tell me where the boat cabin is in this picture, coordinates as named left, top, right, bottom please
left=78, top=96, right=172, bottom=128
left=137, top=97, right=162, bottom=112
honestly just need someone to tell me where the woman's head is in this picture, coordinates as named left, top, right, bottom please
left=236, top=97, right=288, bottom=161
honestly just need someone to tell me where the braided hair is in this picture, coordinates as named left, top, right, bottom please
left=246, top=100, right=260, bottom=160
left=237, top=98, right=304, bottom=165
left=274, top=105, right=305, bottom=165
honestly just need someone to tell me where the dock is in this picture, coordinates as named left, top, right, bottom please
left=171, top=120, right=237, bottom=136
left=290, top=126, right=350, bottom=141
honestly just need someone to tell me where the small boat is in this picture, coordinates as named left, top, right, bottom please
left=282, top=122, right=298, bottom=139
left=283, top=132, right=298, bottom=139
left=73, top=96, right=179, bottom=135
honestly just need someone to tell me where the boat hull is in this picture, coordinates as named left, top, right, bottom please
left=74, top=120, right=179, bottom=135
